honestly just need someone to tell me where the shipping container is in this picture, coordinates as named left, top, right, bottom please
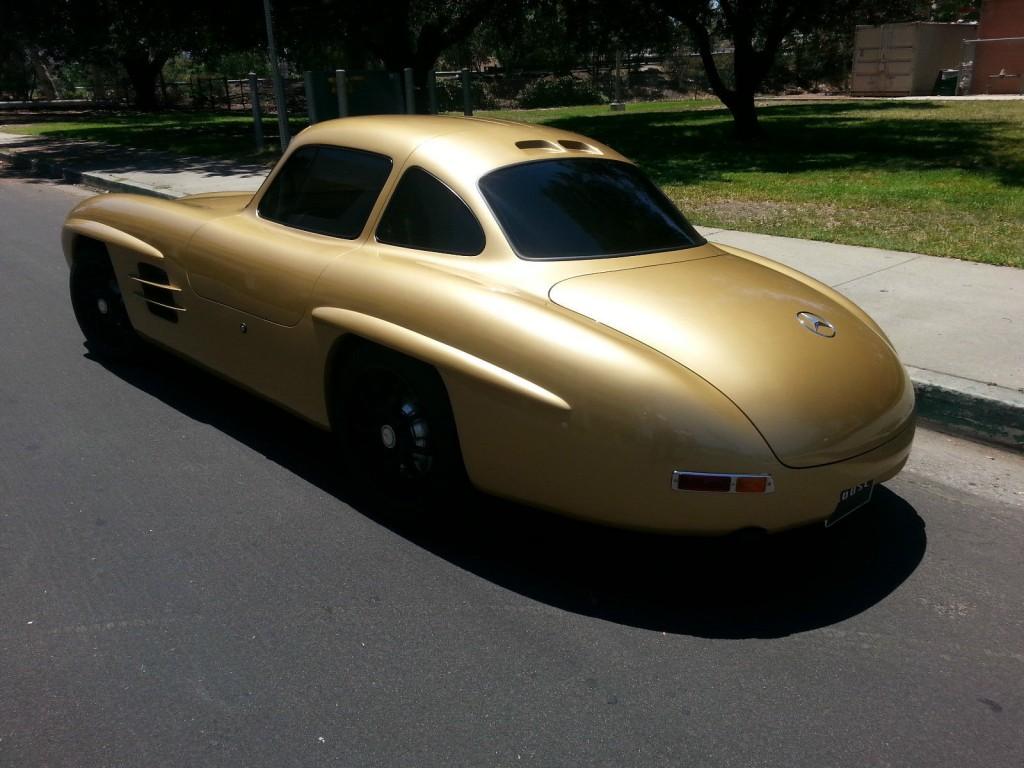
left=851, top=22, right=978, bottom=96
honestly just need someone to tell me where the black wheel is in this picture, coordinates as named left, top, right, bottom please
left=69, top=251, right=137, bottom=359
left=337, top=345, right=466, bottom=512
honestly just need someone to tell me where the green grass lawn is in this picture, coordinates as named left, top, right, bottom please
left=4, top=99, right=1023, bottom=267
left=485, top=99, right=1024, bottom=268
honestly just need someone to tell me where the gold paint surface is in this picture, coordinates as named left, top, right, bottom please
left=61, top=115, right=915, bottom=533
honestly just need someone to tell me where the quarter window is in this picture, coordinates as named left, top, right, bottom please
left=258, top=145, right=392, bottom=238
left=376, top=167, right=485, bottom=256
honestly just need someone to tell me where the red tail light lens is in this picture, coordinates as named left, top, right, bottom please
left=674, top=473, right=732, bottom=492
left=672, top=472, right=774, bottom=494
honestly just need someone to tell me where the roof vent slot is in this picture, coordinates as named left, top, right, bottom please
left=515, top=139, right=562, bottom=152
left=558, top=139, right=600, bottom=153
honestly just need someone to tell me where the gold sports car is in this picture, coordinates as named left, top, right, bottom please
left=63, top=115, right=915, bottom=534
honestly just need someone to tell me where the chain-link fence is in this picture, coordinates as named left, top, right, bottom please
left=434, top=54, right=733, bottom=113
left=2, top=51, right=736, bottom=114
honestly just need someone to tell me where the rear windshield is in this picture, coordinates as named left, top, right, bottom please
left=479, top=158, right=704, bottom=260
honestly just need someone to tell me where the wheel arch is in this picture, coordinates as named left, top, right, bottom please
left=315, top=306, right=571, bottom=433
left=65, top=233, right=111, bottom=269
left=62, top=218, right=165, bottom=269
left=322, top=332, right=375, bottom=429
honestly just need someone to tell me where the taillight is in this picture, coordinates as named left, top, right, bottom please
left=672, top=472, right=774, bottom=494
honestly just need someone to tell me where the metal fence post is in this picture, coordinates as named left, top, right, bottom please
left=403, top=67, right=416, bottom=114
left=461, top=68, right=472, bottom=116
left=427, top=70, right=438, bottom=114
left=610, top=48, right=625, bottom=111
left=389, top=72, right=402, bottom=113
left=262, top=0, right=290, bottom=151
left=249, top=73, right=264, bottom=153
left=303, top=71, right=319, bottom=123
left=335, top=69, right=348, bottom=117
left=223, top=76, right=231, bottom=110
left=92, top=65, right=103, bottom=102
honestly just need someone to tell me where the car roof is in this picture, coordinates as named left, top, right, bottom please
left=291, top=115, right=629, bottom=179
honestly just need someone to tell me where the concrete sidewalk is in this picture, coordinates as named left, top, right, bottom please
left=2, top=129, right=1021, bottom=451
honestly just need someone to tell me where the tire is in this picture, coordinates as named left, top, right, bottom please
left=336, top=344, right=467, bottom=513
left=69, top=250, right=137, bottom=359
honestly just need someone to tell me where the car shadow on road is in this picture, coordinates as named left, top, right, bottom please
left=97, top=344, right=927, bottom=640
left=430, top=487, right=925, bottom=639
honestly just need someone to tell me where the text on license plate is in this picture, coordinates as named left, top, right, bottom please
left=826, top=480, right=875, bottom=528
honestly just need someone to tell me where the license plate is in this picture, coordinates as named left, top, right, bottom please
left=826, top=480, right=874, bottom=528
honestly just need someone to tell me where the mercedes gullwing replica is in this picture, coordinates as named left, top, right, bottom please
left=63, top=115, right=915, bottom=534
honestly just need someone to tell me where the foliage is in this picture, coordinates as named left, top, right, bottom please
left=453, top=0, right=678, bottom=81
left=435, top=75, right=501, bottom=111
left=0, top=49, right=34, bottom=100
left=928, top=0, right=979, bottom=22
left=314, top=0, right=499, bottom=77
left=516, top=74, right=608, bottom=108
left=0, top=0, right=263, bottom=108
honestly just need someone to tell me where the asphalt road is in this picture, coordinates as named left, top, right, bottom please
left=2, top=167, right=1023, bottom=768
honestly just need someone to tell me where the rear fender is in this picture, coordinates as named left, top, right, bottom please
left=312, top=307, right=570, bottom=412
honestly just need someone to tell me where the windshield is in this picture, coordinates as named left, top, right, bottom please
left=479, top=158, right=704, bottom=260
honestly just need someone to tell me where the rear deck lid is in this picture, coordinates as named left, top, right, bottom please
left=549, top=253, right=913, bottom=468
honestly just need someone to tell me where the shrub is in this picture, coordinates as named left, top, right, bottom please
left=516, top=75, right=608, bottom=108
left=436, top=75, right=500, bottom=112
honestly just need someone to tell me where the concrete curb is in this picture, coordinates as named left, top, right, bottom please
left=908, top=367, right=1024, bottom=452
left=4, top=146, right=1022, bottom=454
left=0, top=147, right=179, bottom=199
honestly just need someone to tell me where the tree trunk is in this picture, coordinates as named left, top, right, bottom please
left=28, top=50, right=59, bottom=100
left=726, top=88, right=760, bottom=140
left=120, top=49, right=168, bottom=110
left=664, top=2, right=768, bottom=141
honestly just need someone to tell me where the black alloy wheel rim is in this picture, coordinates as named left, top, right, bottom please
left=74, top=265, right=133, bottom=348
left=350, top=368, right=435, bottom=489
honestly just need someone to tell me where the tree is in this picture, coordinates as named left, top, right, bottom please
left=648, top=0, right=824, bottom=139
left=349, top=0, right=498, bottom=78
left=650, top=0, right=937, bottom=139
left=4, top=0, right=260, bottom=109
left=275, top=0, right=498, bottom=81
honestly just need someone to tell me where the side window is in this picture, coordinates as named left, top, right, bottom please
left=376, top=167, right=485, bottom=256
left=258, top=145, right=392, bottom=238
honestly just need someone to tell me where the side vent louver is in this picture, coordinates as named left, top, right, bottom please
left=131, top=263, right=184, bottom=323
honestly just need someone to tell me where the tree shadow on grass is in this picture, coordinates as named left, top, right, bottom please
left=94, top=342, right=927, bottom=640
left=2, top=110, right=307, bottom=168
left=0, top=109, right=117, bottom=126
left=0, top=132, right=273, bottom=180
left=546, top=100, right=1024, bottom=188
